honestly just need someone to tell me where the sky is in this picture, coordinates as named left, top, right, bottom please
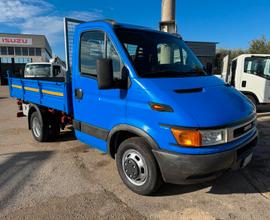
left=0, top=0, right=269, bottom=59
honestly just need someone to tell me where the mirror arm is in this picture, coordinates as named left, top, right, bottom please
left=113, top=78, right=128, bottom=90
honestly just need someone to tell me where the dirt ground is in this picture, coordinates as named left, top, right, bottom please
left=0, top=85, right=270, bottom=220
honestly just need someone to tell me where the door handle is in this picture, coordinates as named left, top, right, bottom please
left=241, top=81, right=246, bottom=88
left=75, top=88, right=83, bottom=99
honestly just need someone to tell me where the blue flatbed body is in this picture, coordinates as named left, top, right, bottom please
left=8, top=77, right=72, bottom=114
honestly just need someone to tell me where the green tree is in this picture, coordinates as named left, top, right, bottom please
left=215, top=48, right=246, bottom=73
left=248, top=36, right=270, bottom=54
left=215, top=36, right=270, bottom=74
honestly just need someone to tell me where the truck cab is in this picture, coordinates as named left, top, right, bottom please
left=71, top=21, right=257, bottom=194
left=222, top=54, right=270, bottom=106
left=24, top=62, right=65, bottom=78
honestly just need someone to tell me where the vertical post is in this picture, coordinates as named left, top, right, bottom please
left=11, top=57, right=15, bottom=77
left=0, top=57, right=2, bottom=85
left=160, top=0, right=176, bottom=33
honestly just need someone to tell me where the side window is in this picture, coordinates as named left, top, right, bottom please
left=244, top=58, right=253, bottom=74
left=24, top=65, right=30, bottom=75
left=80, top=31, right=105, bottom=76
left=244, top=57, right=270, bottom=78
left=106, top=37, right=121, bottom=79
left=80, top=31, right=123, bottom=79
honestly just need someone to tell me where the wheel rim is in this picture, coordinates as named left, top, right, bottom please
left=122, top=149, right=148, bottom=186
left=32, top=117, right=41, bottom=138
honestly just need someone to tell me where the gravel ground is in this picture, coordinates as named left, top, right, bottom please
left=0, top=85, right=270, bottom=220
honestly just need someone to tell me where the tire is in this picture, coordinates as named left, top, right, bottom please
left=246, top=94, right=257, bottom=109
left=116, top=137, right=163, bottom=195
left=30, top=111, right=48, bottom=142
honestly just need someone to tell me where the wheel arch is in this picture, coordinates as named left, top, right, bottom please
left=107, top=124, right=159, bottom=158
left=241, top=91, right=259, bottom=104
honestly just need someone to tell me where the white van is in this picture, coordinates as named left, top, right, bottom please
left=24, top=62, right=65, bottom=78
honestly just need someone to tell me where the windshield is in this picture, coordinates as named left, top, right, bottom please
left=25, top=64, right=51, bottom=77
left=244, top=57, right=270, bottom=80
left=114, top=28, right=207, bottom=78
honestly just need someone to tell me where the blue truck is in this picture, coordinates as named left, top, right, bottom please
left=8, top=18, right=258, bottom=195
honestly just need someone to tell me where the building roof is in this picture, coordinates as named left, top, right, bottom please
left=0, top=33, right=46, bottom=37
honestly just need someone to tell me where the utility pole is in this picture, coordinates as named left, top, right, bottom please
left=160, top=0, right=176, bottom=33
left=159, top=0, right=177, bottom=64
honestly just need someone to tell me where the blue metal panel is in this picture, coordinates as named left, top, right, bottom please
left=8, top=77, right=72, bottom=114
left=75, top=130, right=107, bottom=153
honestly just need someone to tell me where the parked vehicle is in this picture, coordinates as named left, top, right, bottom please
left=8, top=18, right=258, bottom=195
left=222, top=54, right=270, bottom=106
left=24, top=62, right=65, bottom=78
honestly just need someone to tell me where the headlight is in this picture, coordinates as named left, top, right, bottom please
left=200, top=129, right=227, bottom=146
left=171, top=128, right=227, bottom=147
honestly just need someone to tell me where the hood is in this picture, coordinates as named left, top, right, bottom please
left=137, top=76, right=255, bottom=127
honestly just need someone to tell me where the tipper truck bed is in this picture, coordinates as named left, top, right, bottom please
left=9, top=77, right=72, bottom=114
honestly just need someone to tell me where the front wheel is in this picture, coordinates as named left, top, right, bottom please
left=116, top=137, right=163, bottom=195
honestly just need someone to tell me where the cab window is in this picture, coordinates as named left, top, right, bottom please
left=80, top=31, right=105, bottom=76
left=244, top=57, right=270, bottom=80
left=80, top=31, right=122, bottom=79
left=106, top=37, right=121, bottom=79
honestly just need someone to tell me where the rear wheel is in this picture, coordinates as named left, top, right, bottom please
left=116, top=137, right=163, bottom=195
left=30, top=112, right=48, bottom=142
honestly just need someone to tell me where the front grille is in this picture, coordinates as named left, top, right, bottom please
left=226, top=117, right=257, bottom=143
left=233, top=121, right=255, bottom=138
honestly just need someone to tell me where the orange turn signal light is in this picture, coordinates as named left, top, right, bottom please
left=149, top=103, right=173, bottom=112
left=171, top=128, right=202, bottom=147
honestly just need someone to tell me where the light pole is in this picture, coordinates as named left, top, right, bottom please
left=160, top=0, right=176, bottom=33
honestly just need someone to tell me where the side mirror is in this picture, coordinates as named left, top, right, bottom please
left=96, top=58, right=114, bottom=89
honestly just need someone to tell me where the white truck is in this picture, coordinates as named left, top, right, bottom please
left=24, top=62, right=65, bottom=78
left=222, top=54, right=270, bottom=106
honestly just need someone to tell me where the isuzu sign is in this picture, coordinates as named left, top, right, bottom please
left=0, top=37, right=32, bottom=46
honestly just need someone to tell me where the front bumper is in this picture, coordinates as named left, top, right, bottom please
left=152, top=131, right=258, bottom=184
